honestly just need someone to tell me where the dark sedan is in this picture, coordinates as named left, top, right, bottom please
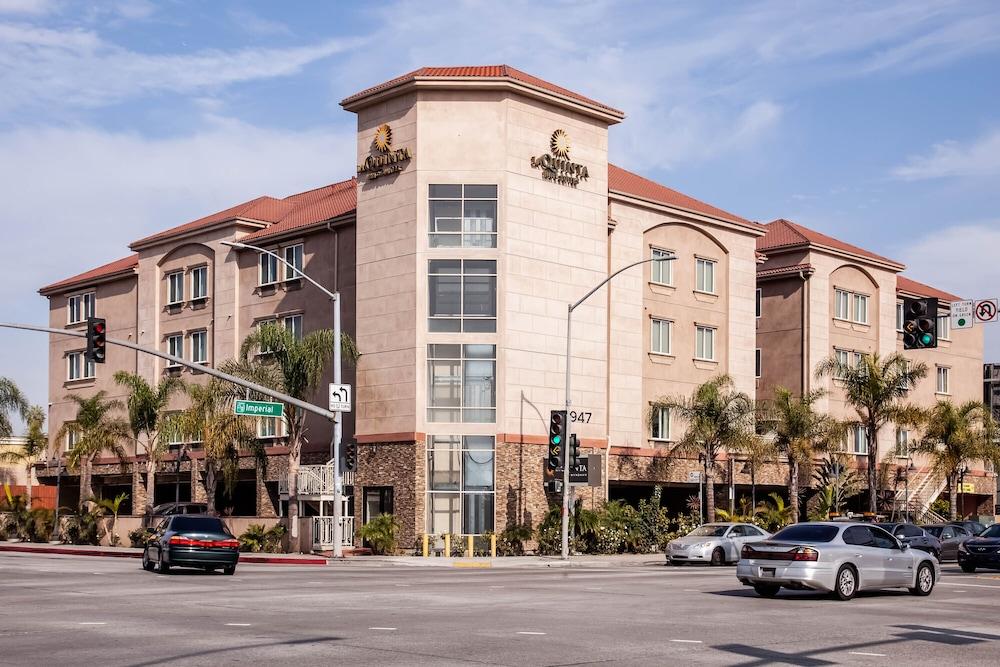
left=142, top=515, right=240, bottom=575
left=876, top=522, right=942, bottom=560
left=922, top=524, right=972, bottom=561
left=958, top=523, right=1000, bottom=573
left=950, top=520, right=988, bottom=536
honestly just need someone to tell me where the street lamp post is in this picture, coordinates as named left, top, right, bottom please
left=904, top=459, right=914, bottom=523
left=560, top=255, right=674, bottom=559
left=174, top=446, right=189, bottom=504
left=958, top=464, right=970, bottom=519
left=49, top=456, right=63, bottom=543
left=221, top=240, right=345, bottom=557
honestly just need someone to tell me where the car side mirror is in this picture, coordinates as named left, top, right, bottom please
left=899, top=542, right=910, bottom=551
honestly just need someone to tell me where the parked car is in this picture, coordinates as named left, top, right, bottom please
left=142, top=515, right=240, bottom=575
left=737, top=522, right=939, bottom=601
left=922, top=524, right=972, bottom=561
left=141, top=502, right=209, bottom=528
left=957, top=523, right=1000, bottom=573
left=666, top=522, right=770, bottom=566
left=950, top=520, right=988, bottom=536
left=876, top=522, right=942, bottom=559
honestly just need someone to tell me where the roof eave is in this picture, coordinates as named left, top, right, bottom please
left=39, top=267, right=138, bottom=297
left=341, top=77, right=625, bottom=124
left=240, top=211, right=356, bottom=245
left=761, top=242, right=905, bottom=272
left=130, top=218, right=269, bottom=251
left=609, top=190, right=764, bottom=236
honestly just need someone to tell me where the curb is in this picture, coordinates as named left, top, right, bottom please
left=0, top=543, right=327, bottom=565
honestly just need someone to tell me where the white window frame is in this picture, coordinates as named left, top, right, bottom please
left=936, top=366, right=950, bottom=395
left=650, top=318, right=672, bottom=355
left=166, top=271, right=184, bottom=305
left=695, top=258, right=716, bottom=294
left=65, top=424, right=80, bottom=452
left=755, top=288, right=762, bottom=318
left=755, top=349, right=762, bottom=378
left=190, top=266, right=208, bottom=301
left=853, top=293, right=869, bottom=324
left=428, top=184, right=498, bottom=249
left=166, top=335, right=183, bottom=367
left=283, top=244, right=304, bottom=281
left=428, top=259, right=498, bottom=333
left=896, top=302, right=904, bottom=332
left=651, top=247, right=674, bottom=286
left=258, top=252, right=279, bottom=286
left=834, top=289, right=850, bottom=320
left=650, top=407, right=671, bottom=442
left=425, top=434, right=496, bottom=536
left=67, top=292, right=95, bottom=325
left=427, top=344, right=497, bottom=424
left=67, top=351, right=94, bottom=381
left=284, top=314, right=303, bottom=341
left=190, top=330, right=208, bottom=364
left=852, top=425, right=869, bottom=455
left=895, top=429, right=910, bottom=458
left=937, top=313, right=951, bottom=340
left=695, top=325, right=716, bottom=361
left=257, top=416, right=285, bottom=440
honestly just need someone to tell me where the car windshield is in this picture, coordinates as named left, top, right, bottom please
left=171, top=516, right=225, bottom=533
left=923, top=526, right=943, bottom=537
left=979, top=524, right=1000, bottom=538
left=688, top=525, right=729, bottom=537
left=770, top=524, right=839, bottom=543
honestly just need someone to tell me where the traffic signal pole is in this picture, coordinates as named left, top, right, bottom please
left=560, top=254, right=674, bottom=560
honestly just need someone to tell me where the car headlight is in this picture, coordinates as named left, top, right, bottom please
left=700, top=542, right=714, bottom=548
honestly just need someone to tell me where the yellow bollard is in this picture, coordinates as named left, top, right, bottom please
left=467, top=534, right=474, bottom=557
left=444, top=533, right=451, bottom=557
left=422, top=533, right=429, bottom=558
left=490, top=533, right=497, bottom=558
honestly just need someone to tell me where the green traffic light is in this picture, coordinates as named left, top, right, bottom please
left=920, top=333, right=933, bottom=345
left=552, top=435, right=562, bottom=445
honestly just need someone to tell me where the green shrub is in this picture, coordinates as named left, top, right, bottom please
left=495, top=524, right=532, bottom=556
left=129, top=527, right=155, bottom=548
left=61, top=506, right=104, bottom=545
left=238, top=523, right=285, bottom=553
left=358, top=513, right=400, bottom=555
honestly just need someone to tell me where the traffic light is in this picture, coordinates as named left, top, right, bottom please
left=901, top=297, right=938, bottom=350
left=570, top=433, right=580, bottom=466
left=543, top=479, right=563, bottom=494
left=86, top=317, right=107, bottom=363
left=343, top=442, right=357, bottom=471
left=547, top=409, right=567, bottom=471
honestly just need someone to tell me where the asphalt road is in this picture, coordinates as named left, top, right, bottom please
left=2, top=553, right=1000, bottom=666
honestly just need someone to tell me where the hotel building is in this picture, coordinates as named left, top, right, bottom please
left=36, top=66, right=992, bottom=550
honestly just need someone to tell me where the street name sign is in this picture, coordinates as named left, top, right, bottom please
left=974, top=298, right=999, bottom=323
left=951, top=300, right=974, bottom=329
left=328, top=383, right=352, bottom=412
left=688, top=471, right=702, bottom=483
left=234, top=400, right=283, bottom=417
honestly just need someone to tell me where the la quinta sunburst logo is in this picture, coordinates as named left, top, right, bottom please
left=357, top=123, right=413, bottom=181
left=550, top=129, right=571, bottom=158
left=373, top=124, right=393, bottom=152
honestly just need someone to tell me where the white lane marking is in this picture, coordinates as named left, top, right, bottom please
left=669, top=639, right=702, bottom=644
left=683, top=589, right=700, bottom=592
left=369, top=627, right=396, bottom=631
left=850, top=652, right=887, bottom=657
left=517, top=631, right=546, bottom=635
left=939, top=582, right=1000, bottom=589
left=225, top=623, right=251, bottom=627
left=489, top=585, right=504, bottom=589
left=584, top=587, right=602, bottom=591
left=394, top=583, right=410, bottom=587
left=78, top=622, right=106, bottom=626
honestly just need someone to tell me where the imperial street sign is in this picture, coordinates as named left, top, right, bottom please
left=234, top=399, right=283, bottom=418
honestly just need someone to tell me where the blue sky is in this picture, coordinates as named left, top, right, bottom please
left=1, top=0, right=999, bottom=415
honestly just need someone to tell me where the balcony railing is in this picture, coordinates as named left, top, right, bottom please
left=312, top=516, right=353, bottom=549
left=278, top=464, right=354, bottom=497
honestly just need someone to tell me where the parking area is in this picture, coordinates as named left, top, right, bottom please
left=1, top=552, right=999, bottom=666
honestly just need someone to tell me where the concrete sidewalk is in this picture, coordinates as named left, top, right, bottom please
left=0, top=541, right=327, bottom=565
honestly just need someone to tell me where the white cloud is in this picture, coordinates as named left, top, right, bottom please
left=897, top=223, right=1000, bottom=362
left=891, top=129, right=1000, bottom=180
left=0, top=0, right=54, bottom=15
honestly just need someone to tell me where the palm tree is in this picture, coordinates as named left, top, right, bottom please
left=755, top=492, right=794, bottom=532
left=55, top=392, right=130, bottom=510
left=649, top=375, right=755, bottom=522
left=0, top=405, right=47, bottom=509
left=113, top=372, right=184, bottom=515
left=0, top=377, right=28, bottom=440
left=911, top=400, right=998, bottom=520
left=176, top=379, right=261, bottom=514
left=757, top=387, right=845, bottom=523
left=812, top=453, right=863, bottom=516
left=237, top=323, right=358, bottom=550
left=97, top=491, right=128, bottom=546
left=815, top=352, right=927, bottom=514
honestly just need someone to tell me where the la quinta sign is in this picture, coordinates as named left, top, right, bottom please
left=530, top=129, right=590, bottom=187
left=357, top=123, right=413, bottom=180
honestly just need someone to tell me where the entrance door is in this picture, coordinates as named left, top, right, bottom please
left=363, top=487, right=393, bottom=524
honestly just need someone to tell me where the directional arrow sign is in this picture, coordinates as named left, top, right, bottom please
left=328, top=383, right=352, bottom=412
left=952, top=300, right=974, bottom=329
left=234, top=399, right=283, bottom=417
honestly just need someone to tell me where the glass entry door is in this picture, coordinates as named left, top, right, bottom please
left=363, top=486, right=393, bottom=524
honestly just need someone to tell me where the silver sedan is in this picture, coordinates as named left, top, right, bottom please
left=736, top=521, right=940, bottom=600
left=666, top=522, right=771, bottom=566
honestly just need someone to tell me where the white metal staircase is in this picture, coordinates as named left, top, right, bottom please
left=893, top=465, right=946, bottom=522
left=277, top=461, right=355, bottom=550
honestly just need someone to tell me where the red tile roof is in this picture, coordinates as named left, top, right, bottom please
left=609, top=164, right=755, bottom=228
left=244, top=178, right=357, bottom=241
left=131, top=196, right=294, bottom=248
left=896, top=275, right=962, bottom=302
left=40, top=253, right=138, bottom=294
left=758, top=218, right=902, bottom=267
left=757, top=262, right=814, bottom=279
left=341, top=65, right=623, bottom=116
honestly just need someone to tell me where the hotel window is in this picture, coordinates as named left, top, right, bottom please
left=937, top=314, right=950, bottom=340
left=835, top=289, right=850, bottom=320
left=650, top=318, right=672, bottom=355
left=67, top=352, right=94, bottom=381
left=427, top=344, right=496, bottom=423
left=164, top=413, right=184, bottom=452
left=853, top=293, right=869, bottom=324
left=650, top=407, right=670, bottom=441
left=895, top=429, right=910, bottom=458
left=834, top=288, right=868, bottom=324
left=428, top=260, right=497, bottom=332
left=259, top=253, right=279, bottom=286
left=166, top=271, right=184, bottom=305
left=284, top=244, right=304, bottom=281
left=257, top=417, right=284, bottom=440
left=896, top=302, right=904, bottom=332
left=755, top=349, right=762, bottom=378
left=190, top=330, right=208, bottom=364
left=67, top=292, right=95, bottom=324
left=936, top=366, right=950, bottom=394
left=695, top=325, right=716, bottom=361
left=166, top=334, right=183, bottom=366
left=756, top=288, right=762, bottom=318
left=254, top=318, right=277, bottom=355
left=65, top=424, right=80, bottom=452
left=651, top=247, right=674, bottom=285
left=426, top=435, right=495, bottom=535
left=284, top=314, right=303, bottom=341
left=695, top=258, right=716, bottom=294
left=429, top=184, right=497, bottom=248
left=850, top=425, right=868, bottom=455
left=190, top=266, right=208, bottom=301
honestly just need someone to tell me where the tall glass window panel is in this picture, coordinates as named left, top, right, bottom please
left=937, top=314, right=950, bottom=340
left=651, top=407, right=670, bottom=441
left=427, top=345, right=496, bottom=423
left=853, top=294, right=868, bottom=324
left=651, top=318, right=671, bottom=354
left=895, top=429, right=909, bottom=458
left=937, top=366, right=950, bottom=394
left=166, top=335, right=183, bottom=366
left=428, top=184, right=497, bottom=248
left=463, top=345, right=497, bottom=423
left=284, top=314, right=303, bottom=341
left=696, top=326, right=715, bottom=361
left=896, top=302, right=904, bottom=331
left=67, top=352, right=81, bottom=380
left=259, top=253, right=278, bottom=285
left=427, top=492, right=461, bottom=536
left=852, top=425, right=868, bottom=455
left=428, top=345, right=462, bottom=423
left=284, top=244, right=304, bottom=281
left=835, top=289, right=850, bottom=320
left=191, top=266, right=208, bottom=300
left=428, top=435, right=461, bottom=491
left=191, top=331, right=208, bottom=363
left=651, top=248, right=673, bottom=285
left=428, top=260, right=496, bottom=333
left=696, top=258, right=715, bottom=293
left=167, top=272, right=184, bottom=304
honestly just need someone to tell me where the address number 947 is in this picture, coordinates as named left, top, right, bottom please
left=569, top=411, right=591, bottom=424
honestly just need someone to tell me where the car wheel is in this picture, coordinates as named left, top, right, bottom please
left=832, top=565, right=857, bottom=601
left=753, top=583, right=780, bottom=598
left=960, top=563, right=976, bottom=573
left=155, top=550, right=170, bottom=574
left=223, top=565, right=236, bottom=576
left=141, top=548, right=154, bottom=572
left=710, top=547, right=725, bottom=566
left=910, top=562, right=935, bottom=596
